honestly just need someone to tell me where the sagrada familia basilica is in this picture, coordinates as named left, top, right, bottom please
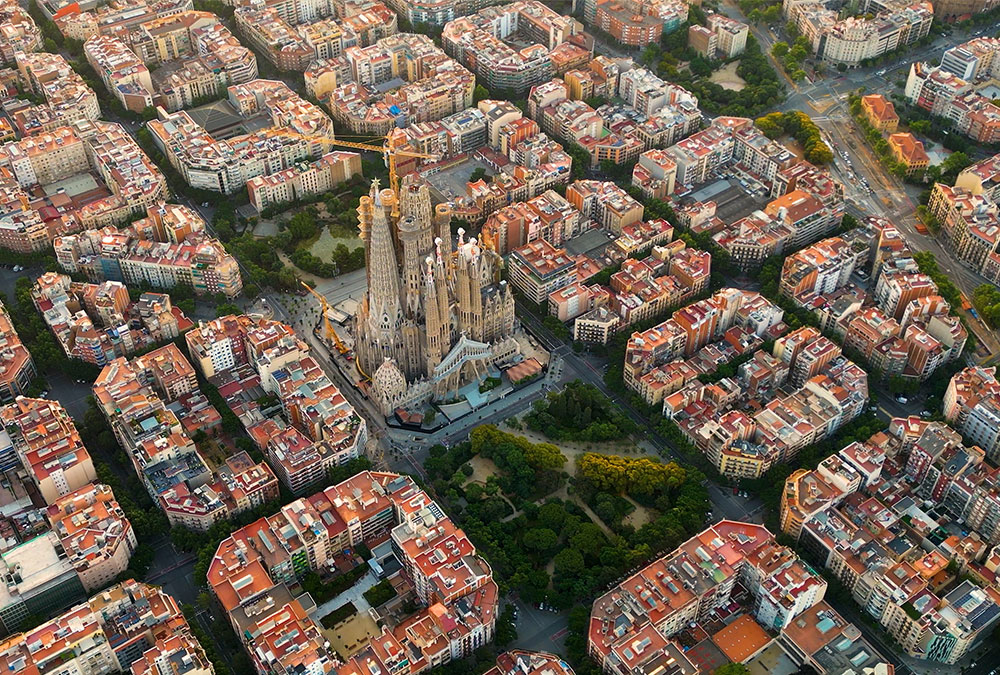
left=353, top=177, right=520, bottom=415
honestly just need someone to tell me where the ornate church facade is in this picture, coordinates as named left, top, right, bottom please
left=353, top=178, right=519, bottom=415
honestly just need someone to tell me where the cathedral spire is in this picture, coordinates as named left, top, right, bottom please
left=362, top=182, right=402, bottom=337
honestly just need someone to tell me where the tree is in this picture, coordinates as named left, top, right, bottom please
left=553, top=548, right=585, bottom=576
left=537, top=502, right=568, bottom=533
left=469, top=167, right=488, bottom=184
left=938, top=151, right=971, bottom=182
left=771, top=41, right=789, bottom=57
left=522, top=528, right=559, bottom=554
left=473, top=84, right=490, bottom=104
left=216, top=302, right=241, bottom=317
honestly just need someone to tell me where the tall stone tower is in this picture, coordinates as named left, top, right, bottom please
left=355, top=182, right=404, bottom=377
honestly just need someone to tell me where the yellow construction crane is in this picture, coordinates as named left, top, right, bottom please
left=301, top=282, right=350, bottom=355
left=268, top=129, right=438, bottom=218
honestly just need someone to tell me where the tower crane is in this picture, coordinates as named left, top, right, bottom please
left=301, top=282, right=350, bottom=355
left=268, top=129, right=439, bottom=218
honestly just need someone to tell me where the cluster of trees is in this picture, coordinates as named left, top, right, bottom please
left=321, top=602, right=357, bottom=628
left=421, top=434, right=711, bottom=674
left=541, top=315, right=571, bottom=340
left=180, top=604, right=243, bottom=675
left=199, top=379, right=244, bottom=436
left=193, top=0, right=234, bottom=18
left=770, top=36, right=812, bottom=82
left=9, top=278, right=64, bottom=372
left=469, top=425, right=567, bottom=500
left=755, top=111, right=833, bottom=164
left=363, top=579, right=397, bottom=607
left=858, top=31, right=935, bottom=69
left=972, top=284, right=1000, bottom=328
left=576, top=453, right=687, bottom=500
left=697, top=350, right=756, bottom=384
left=524, top=381, right=637, bottom=441
left=561, top=468, right=710, bottom=673
left=225, top=233, right=300, bottom=291
left=739, top=0, right=783, bottom=23
left=290, top=249, right=335, bottom=277
left=648, top=26, right=785, bottom=120
left=564, top=142, right=593, bottom=180
left=688, top=37, right=786, bottom=118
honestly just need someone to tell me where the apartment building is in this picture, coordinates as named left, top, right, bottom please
left=53, top=203, right=241, bottom=298
left=581, top=0, right=687, bottom=40
left=928, top=182, right=1000, bottom=282
left=944, top=367, right=1000, bottom=462
left=706, top=13, right=749, bottom=57
left=0, top=397, right=97, bottom=505
left=443, top=1, right=585, bottom=96
left=92, top=343, right=276, bottom=530
left=485, top=651, right=577, bottom=675
left=186, top=314, right=368, bottom=493
left=688, top=24, right=718, bottom=58
left=566, top=180, right=644, bottom=234
left=46, top=483, right=137, bottom=592
left=210, top=471, right=497, bottom=674
left=0, top=121, right=167, bottom=248
left=247, top=151, right=362, bottom=211
left=32, top=271, right=195, bottom=365
left=624, top=288, right=785, bottom=391
left=1, top=126, right=88, bottom=187
left=940, top=37, right=1000, bottom=81
left=323, top=33, right=474, bottom=134
left=0, top=300, right=36, bottom=403
left=0, top=0, right=41, bottom=64
left=52, top=0, right=195, bottom=40
left=779, top=235, right=861, bottom=300
left=956, top=151, right=1000, bottom=204
left=905, top=62, right=1000, bottom=143
left=785, top=0, right=932, bottom=68
left=588, top=521, right=826, bottom=674
left=508, top=240, right=587, bottom=304
left=83, top=11, right=256, bottom=113
left=595, top=0, right=663, bottom=46
left=788, top=418, right=1000, bottom=665
left=149, top=78, right=335, bottom=193
left=0, top=579, right=211, bottom=674
left=14, top=52, right=101, bottom=133
left=632, top=148, right=678, bottom=199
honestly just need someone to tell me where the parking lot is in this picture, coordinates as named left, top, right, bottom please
left=510, top=597, right=569, bottom=655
